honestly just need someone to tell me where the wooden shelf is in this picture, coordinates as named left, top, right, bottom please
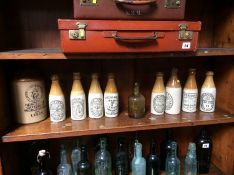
left=2, top=109, right=234, bottom=143
left=0, top=48, right=234, bottom=60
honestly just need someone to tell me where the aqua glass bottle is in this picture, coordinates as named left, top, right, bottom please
left=71, top=139, right=81, bottom=175
left=184, top=143, right=197, bottom=175
left=57, top=145, right=72, bottom=175
left=95, top=138, right=112, bottom=175
left=131, top=142, right=146, bottom=175
left=165, top=141, right=180, bottom=175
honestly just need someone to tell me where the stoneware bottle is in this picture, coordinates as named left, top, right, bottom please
left=182, top=69, right=198, bottom=113
left=200, top=71, right=216, bottom=112
left=165, top=68, right=182, bottom=115
left=12, top=77, right=47, bottom=124
left=88, top=73, right=103, bottom=118
left=70, top=72, right=86, bottom=120
left=151, top=72, right=166, bottom=115
left=49, top=75, right=66, bottom=122
left=104, top=73, right=119, bottom=117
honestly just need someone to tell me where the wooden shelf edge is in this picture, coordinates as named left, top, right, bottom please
left=0, top=48, right=234, bottom=60
left=2, top=110, right=234, bottom=143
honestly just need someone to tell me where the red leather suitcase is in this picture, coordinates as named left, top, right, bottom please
left=74, top=0, right=186, bottom=20
left=58, top=19, right=201, bottom=53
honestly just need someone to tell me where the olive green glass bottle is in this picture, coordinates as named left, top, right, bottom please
left=128, top=82, right=145, bottom=119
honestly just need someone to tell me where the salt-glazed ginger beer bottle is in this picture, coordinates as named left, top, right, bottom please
left=49, top=75, right=66, bottom=122
left=182, top=69, right=198, bottom=113
left=200, top=71, right=216, bottom=112
left=165, top=68, right=182, bottom=115
left=70, top=72, right=86, bottom=120
left=151, top=72, right=166, bottom=115
left=104, top=73, right=119, bottom=117
left=88, top=73, right=103, bottom=118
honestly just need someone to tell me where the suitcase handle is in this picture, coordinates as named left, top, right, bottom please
left=113, top=32, right=158, bottom=42
left=114, top=0, right=157, bottom=5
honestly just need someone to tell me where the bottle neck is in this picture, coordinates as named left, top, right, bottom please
left=185, top=74, right=197, bottom=89
left=133, top=85, right=139, bottom=96
left=105, top=78, right=117, bottom=93
left=150, top=141, right=157, bottom=155
left=168, top=142, right=177, bottom=157
left=135, top=143, right=142, bottom=158
left=167, top=74, right=181, bottom=88
left=203, top=75, right=215, bottom=88
left=153, top=76, right=165, bottom=92
left=90, top=78, right=102, bottom=93
left=81, top=147, right=88, bottom=162
left=72, top=79, right=84, bottom=92
left=50, top=80, right=63, bottom=96
left=60, top=150, right=67, bottom=164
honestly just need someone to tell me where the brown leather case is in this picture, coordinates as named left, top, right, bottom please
left=58, top=19, right=201, bottom=53
left=74, top=0, right=186, bottom=20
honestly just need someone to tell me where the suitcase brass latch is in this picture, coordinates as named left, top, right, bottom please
left=69, top=22, right=87, bottom=40
left=178, top=23, right=193, bottom=40
left=165, top=0, right=181, bottom=9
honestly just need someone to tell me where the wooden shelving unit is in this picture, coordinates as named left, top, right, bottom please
left=0, top=48, right=234, bottom=60
left=2, top=109, right=233, bottom=143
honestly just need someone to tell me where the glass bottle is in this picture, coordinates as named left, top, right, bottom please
left=200, top=71, right=216, bottom=112
left=77, top=145, right=91, bottom=175
left=182, top=69, right=198, bottom=113
left=195, top=128, right=212, bottom=173
left=165, top=141, right=180, bottom=175
left=71, top=139, right=81, bottom=175
left=146, top=139, right=160, bottom=175
left=115, top=138, right=128, bottom=175
left=131, top=142, right=146, bottom=175
left=49, top=74, right=66, bottom=122
left=184, top=142, right=197, bottom=175
left=104, top=73, right=119, bottom=117
left=129, top=132, right=140, bottom=172
left=35, top=150, right=52, bottom=175
left=160, top=129, right=176, bottom=171
left=57, top=145, right=72, bottom=175
left=70, top=72, right=86, bottom=120
left=128, top=82, right=145, bottom=119
left=95, top=138, right=112, bottom=175
left=151, top=72, right=166, bottom=115
left=88, top=73, right=103, bottom=118
left=165, top=68, right=182, bottom=115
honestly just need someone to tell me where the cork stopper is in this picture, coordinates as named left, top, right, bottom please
left=156, top=72, right=163, bottom=77
left=92, top=73, right=99, bottom=79
left=51, top=74, right=59, bottom=81
left=206, top=71, right=214, bottom=76
left=73, top=72, right=81, bottom=80
left=107, top=73, right=115, bottom=79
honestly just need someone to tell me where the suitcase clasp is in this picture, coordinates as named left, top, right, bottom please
left=165, top=0, right=181, bottom=9
left=178, top=24, right=193, bottom=40
left=69, top=22, right=87, bottom=40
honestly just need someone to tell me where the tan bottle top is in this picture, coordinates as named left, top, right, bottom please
left=152, top=72, right=165, bottom=93
left=71, top=72, right=84, bottom=95
left=166, top=68, right=181, bottom=88
left=184, top=68, right=198, bottom=89
left=202, top=71, right=215, bottom=88
left=49, top=75, right=64, bottom=96
left=105, top=73, right=118, bottom=93
left=89, top=73, right=102, bottom=93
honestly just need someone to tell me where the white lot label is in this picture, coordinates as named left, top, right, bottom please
left=202, top=143, right=210, bottom=148
left=182, top=42, right=191, bottom=49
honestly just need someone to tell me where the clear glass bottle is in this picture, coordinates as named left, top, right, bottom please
left=49, top=74, right=66, bottom=122
left=131, top=142, right=146, bottom=175
left=160, top=129, right=176, bottom=171
left=57, top=145, right=72, bottom=175
left=184, top=143, right=197, bottom=175
left=146, top=139, right=160, bottom=175
left=165, top=68, right=182, bottom=115
left=71, top=139, right=81, bottom=175
left=88, top=73, right=103, bottom=118
left=182, top=69, right=198, bottom=113
left=195, top=128, right=212, bottom=173
left=70, top=72, right=86, bottom=120
left=35, top=150, right=52, bottom=175
left=104, top=73, right=119, bottom=117
left=200, top=71, right=216, bottom=112
left=151, top=72, right=166, bottom=115
left=165, top=141, right=180, bottom=175
left=77, top=145, right=91, bottom=175
left=128, top=82, right=145, bottom=119
left=115, top=138, right=128, bottom=175
left=95, top=138, right=112, bottom=175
